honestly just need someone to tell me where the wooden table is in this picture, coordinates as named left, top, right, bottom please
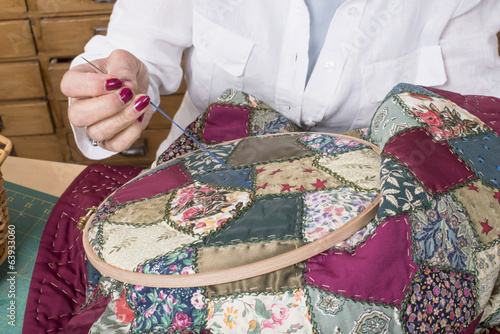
left=2, top=156, right=87, bottom=198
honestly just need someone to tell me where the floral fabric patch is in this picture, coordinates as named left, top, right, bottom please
left=378, top=157, right=431, bottom=220
left=127, top=248, right=206, bottom=333
left=254, top=156, right=342, bottom=196
left=402, top=266, right=476, bottom=333
left=90, top=288, right=133, bottom=334
left=297, top=133, right=365, bottom=155
left=155, top=116, right=203, bottom=166
left=302, top=188, right=378, bottom=245
left=411, top=194, right=478, bottom=270
left=106, top=194, right=171, bottom=225
left=183, top=143, right=238, bottom=175
left=396, top=92, right=490, bottom=140
left=369, top=97, right=421, bottom=151
left=449, top=132, right=500, bottom=188
left=453, top=181, right=500, bottom=246
left=216, top=89, right=271, bottom=109
left=251, top=108, right=296, bottom=136
left=206, top=289, right=312, bottom=333
left=204, top=194, right=302, bottom=245
left=307, top=286, right=404, bottom=334
left=168, top=182, right=252, bottom=236
left=475, top=242, right=500, bottom=314
left=100, top=222, right=198, bottom=271
left=317, top=147, right=380, bottom=191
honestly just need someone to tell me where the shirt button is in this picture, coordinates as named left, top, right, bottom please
left=304, top=120, right=316, bottom=127
left=348, top=7, right=359, bottom=16
left=324, top=61, right=336, bottom=72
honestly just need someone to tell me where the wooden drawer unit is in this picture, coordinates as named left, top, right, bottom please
left=35, top=15, right=110, bottom=56
left=68, top=129, right=170, bottom=167
left=0, top=100, right=53, bottom=137
left=0, top=61, right=45, bottom=100
left=1, top=0, right=28, bottom=18
left=26, top=0, right=115, bottom=14
left=48, top=58, right=72, bottom=100
left=10, top=134, right=65, bottom=161
left=0, top=20, right=36, bottom=59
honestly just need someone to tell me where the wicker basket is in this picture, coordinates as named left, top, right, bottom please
left=0, top=135, right=12, bottom=265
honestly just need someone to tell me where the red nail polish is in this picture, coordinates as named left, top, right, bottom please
left=119, top=87, right=133, bottom=104
left=105, top=78, right=122, bottom=91
left=137, top=114, right=144, bottom=123
left=134, top=95, right=150, bottom=112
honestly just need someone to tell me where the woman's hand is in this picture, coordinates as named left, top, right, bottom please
left=60, top=49, right=153, bottom=153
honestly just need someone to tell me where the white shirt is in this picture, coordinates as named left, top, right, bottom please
left=72, top=0, right=500, bottom=159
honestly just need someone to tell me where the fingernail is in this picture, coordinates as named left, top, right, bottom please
left=137, top=114, right=144, bottom=123
left=105, top=78, right=122, bottom=91
left=134, top=95, right=150, bottom=112
left=119, top=87, right=133, bottom=104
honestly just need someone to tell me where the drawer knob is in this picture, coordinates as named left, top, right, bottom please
left=119, top=138, right=148, bottom=157
left=93, top=27, right=108, bottom=36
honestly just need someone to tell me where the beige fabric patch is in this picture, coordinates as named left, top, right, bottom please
left=107, top=193, right=171, bottom=224
left=255, top=156, right=342, bottom=196
left=454, top=181, right=500, bottom=245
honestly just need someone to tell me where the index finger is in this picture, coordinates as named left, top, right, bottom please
left=60, top=64, right=122, bottom=99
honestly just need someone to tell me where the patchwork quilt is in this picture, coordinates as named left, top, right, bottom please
left=24, top=85, right=500, bottom=333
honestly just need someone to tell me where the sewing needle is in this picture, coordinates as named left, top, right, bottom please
left=80, top=57, right=255, bottom=191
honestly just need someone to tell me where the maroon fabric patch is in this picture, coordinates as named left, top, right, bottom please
left=201, top=104, right=251, bottom=143
left=23, top=164, right=142, bottom=334
left=424, top=86, right=500, bottom=134
left=384, top=127, right=477, bottom=194
left=458, top=312, right=483, bottom=334
left=305, top=214, right=418, bottom=306
left=112, top=163, right=191, bottom=204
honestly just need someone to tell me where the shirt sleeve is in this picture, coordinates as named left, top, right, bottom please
left=69, top=0, right=193, bottom=160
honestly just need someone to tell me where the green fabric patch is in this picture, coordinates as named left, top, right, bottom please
left=203, top=194, right=302, bottom=245
left=197, top=239, right=304, bottom=298
left=227, top=134, right=313, bottom=166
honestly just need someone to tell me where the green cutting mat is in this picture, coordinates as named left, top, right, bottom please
left=0, top=181, right=58, bottom=333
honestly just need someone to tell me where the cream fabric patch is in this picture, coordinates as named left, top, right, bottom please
left=317, top=148, right=380, bottom=191
left=101, top=222, right=198, bottom=271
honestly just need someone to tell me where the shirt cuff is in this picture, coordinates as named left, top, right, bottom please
left=72, top=124, right=117, bottom=160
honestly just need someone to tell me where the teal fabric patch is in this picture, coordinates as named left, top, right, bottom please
left=183, top=142, right=238, bottom=175
left=195, top=167, right=253, bottom=189
left=251, top=108, right=296, bottom=136
left=369, top=96, right=420, bottom=151
left=378, top=157, right=431, bottom=220
left=307, top=286, right=403, bottom=334
left=449, top=131, right=500, bottom=188
left=297, top=133, right=365, bottom=155
left=203, top=194, right=302, bottom=245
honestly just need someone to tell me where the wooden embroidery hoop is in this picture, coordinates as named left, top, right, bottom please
left=83, top=133, right=381, bottom=288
